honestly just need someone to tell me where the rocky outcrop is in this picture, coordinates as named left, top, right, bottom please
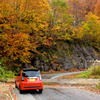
left=34, top=59, right=49, bottom=71
left=32, top=42, right=100, bottom=71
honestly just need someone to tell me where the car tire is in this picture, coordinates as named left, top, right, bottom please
left=20, top=90, right=23, bottom=94
left=15, top=81, right=17, bottom=88
left=19, top=85, right=23, bottom=94
left=38, top=89, right=43, bottom=93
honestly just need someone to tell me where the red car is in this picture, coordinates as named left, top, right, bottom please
left=15, top=69, right=43, bottom=93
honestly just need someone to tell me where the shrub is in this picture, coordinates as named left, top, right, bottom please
left=79, top=65, right=100, bottom=79
left=96, top=83, right=100, bottom=89
left=0, top=67, right=15, bottom=81
left=78, top=71, right=91, bottom=78
left=88, top=65, right=100, bottom=75
left=0, top=58, right=15, bottom=81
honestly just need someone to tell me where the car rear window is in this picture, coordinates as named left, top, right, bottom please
left=22, top=70, right=40, bottom=77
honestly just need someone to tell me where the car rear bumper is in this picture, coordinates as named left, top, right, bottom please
left=20, top=81, right=43, bottom=90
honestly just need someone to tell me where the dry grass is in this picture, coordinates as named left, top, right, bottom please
left=87, top=75, right=100, bottom=79
left=43, top=82, right=60, bottom=85
left=58, top=65, right=100, bottom=79
left=57, top=73, right=81, bottom=79
left=58, top=73, right=100, bottom=79
left=0, top=83, right=10, bottom=100
left=96, top=83, right=100, bottom=89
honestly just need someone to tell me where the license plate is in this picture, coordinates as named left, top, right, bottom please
left=29, top=79, right=35, bottom=82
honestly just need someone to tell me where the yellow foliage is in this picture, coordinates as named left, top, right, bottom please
left=0, top=33, right=31, bottom=63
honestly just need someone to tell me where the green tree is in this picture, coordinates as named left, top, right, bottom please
left=77, top=12, right=100, bottom=48
left=48, top=0, right=73, bottom=40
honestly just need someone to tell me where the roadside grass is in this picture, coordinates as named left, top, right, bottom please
left=0, top=67, right=15, bottom=82
left=58, top=65, right=100, bottom=79
left=96, top=83, right=100, bottom=89
left=58, top=73, right=81, bottom=79
left=43, top=82, right=60, bottom=85
left=79, top=65, right=100, bottom=79
left=78, top=71, right=100, bottom=79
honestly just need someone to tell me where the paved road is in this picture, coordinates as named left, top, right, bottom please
left=13, top=86, right=100, bottom=100
left=42, top=71, right=85, bottom=79
left=13, top=71, right=100, bottom=100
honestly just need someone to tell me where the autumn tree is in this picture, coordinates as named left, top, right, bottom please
left=48, top=0, right=73, bottom=40
left=0, top=0, right=100, bottom=71
left=68, top=0, right=98, bottom=26
left=95, top=0, right=100, bottom=17
left=83, top=0, right=97, bottom=14
left=68, top=0, right=85, bottom=26
left=0, top=33, right=31, bottom=63
left=77, top=12, right=100, bottom=48
left=0, top=0, right=50, bottom=35
left=0, top=0, right=50, bottom=68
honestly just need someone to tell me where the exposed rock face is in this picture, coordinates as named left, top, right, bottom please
left=32, top=43, right=100, bottom=71
left=34, top=59, right=49, bottom=71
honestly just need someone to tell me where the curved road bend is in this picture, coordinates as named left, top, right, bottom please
left=13, top=86, right=100, bottom=100
left=13, top=71, right=100, bottom=100
left=42, top=71, right=85, bottom=79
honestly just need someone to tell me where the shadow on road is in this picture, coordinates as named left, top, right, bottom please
left=20, top=89, right=42, bottom=94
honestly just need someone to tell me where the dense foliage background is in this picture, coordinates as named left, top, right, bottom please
left=0, top=0, right=100, bottom=72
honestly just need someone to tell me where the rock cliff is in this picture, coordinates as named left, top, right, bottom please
left=32, top=42, right=100, bottom=71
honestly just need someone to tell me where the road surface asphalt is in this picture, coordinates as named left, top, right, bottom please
left=13, top=71, right=100, bottom=100
left=13, top=86, right=100, bottom=100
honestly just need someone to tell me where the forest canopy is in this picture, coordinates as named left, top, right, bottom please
left=0, top=0, right=100, bottom=71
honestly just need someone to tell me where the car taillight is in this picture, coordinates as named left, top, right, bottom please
left=21, top=76, right=24, bottom=81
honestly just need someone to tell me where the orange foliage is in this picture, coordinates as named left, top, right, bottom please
left=48, top=37, right=53, bottom=40
left=68, top=0, right=98, bottom=26
left=0, top=0, right=50, bottom=66
left=69, top=0, right=85, bottom=20
left=95, top=0, right=100, bottom=17
left=0, top=33, right=31, bottom=63
left=42, top=36, right=53, bottom=47
left=83, top=0, right=97, bottom=14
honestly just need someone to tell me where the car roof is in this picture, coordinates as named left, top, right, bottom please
left=23, top=68, right=39, bottom=71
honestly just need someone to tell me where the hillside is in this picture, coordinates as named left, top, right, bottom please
left=0, top=0, right=100, bottom=72
left=31, top=41, right=100, bottom=71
